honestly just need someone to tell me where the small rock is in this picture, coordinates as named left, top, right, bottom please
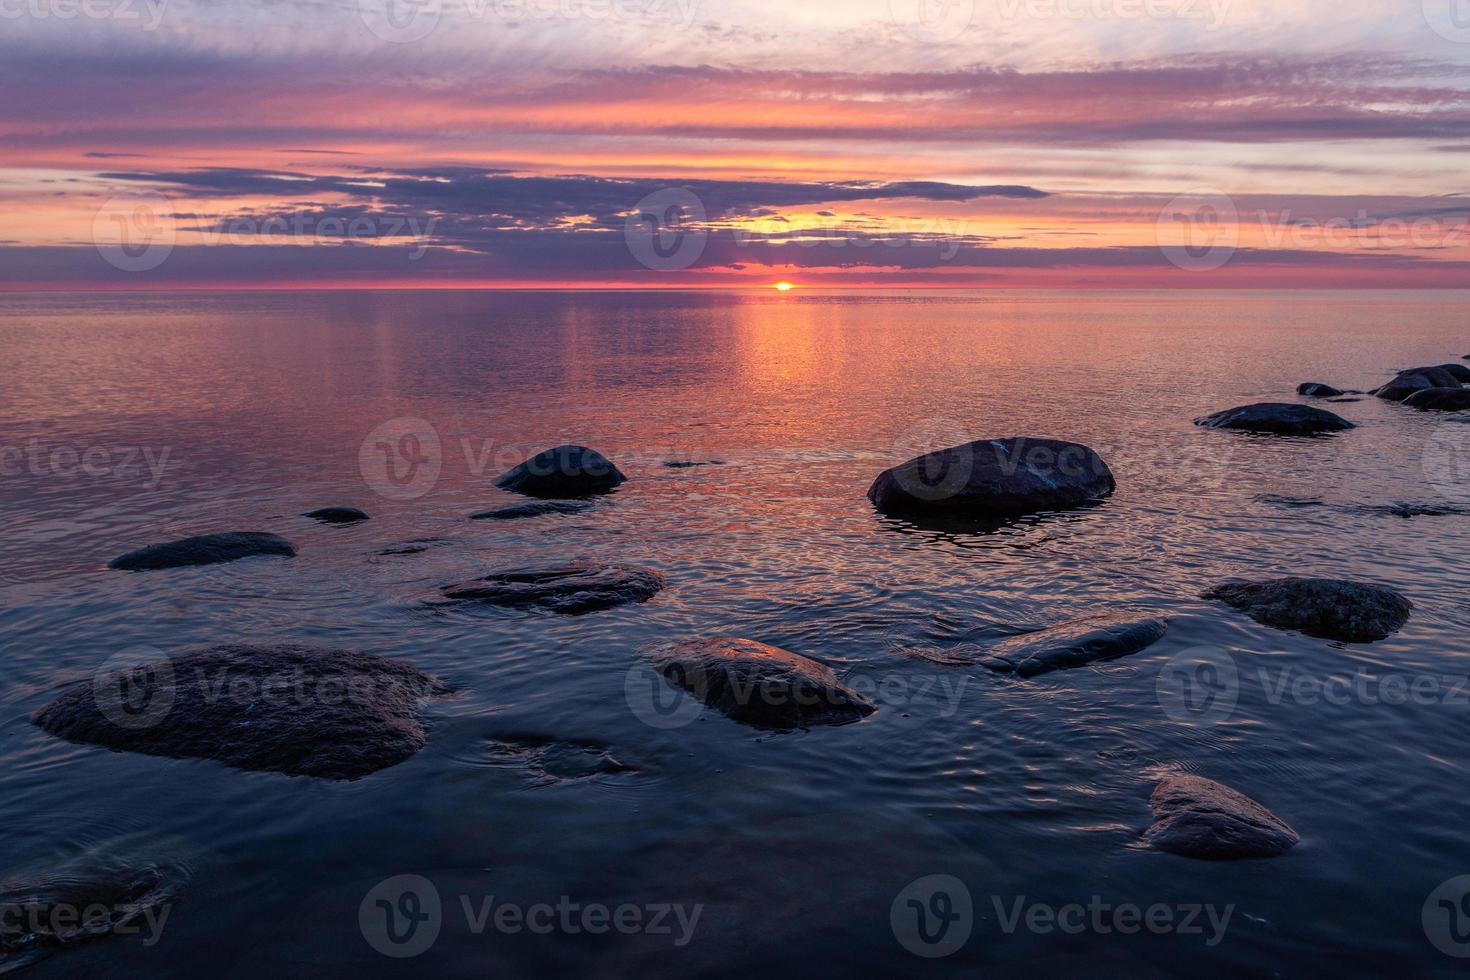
left=303, top=507, right=369, bottom=524
left=376, top=537, right=447, bottom=556
left=978, top=612, right=1169, bottom=677
left=108, top=532, right=297, bottom=571
left=1194, top=403, right=1354, bottom=435
left=441, top=562, right=664, bottom=614
left=1325, top=397, right=1362, bottom=403
left=644, top=637, right=876, bottom=730
left=1296, top=383, right=1345, bottom=397
left=1202, top=577, right=1411, bottom=642
left=663, top=460, right=726, bottom=469
left=469, top=501, right=594, bottom=520
left=480, top=733, right=636, bottom=784
left=1143, top=775, right=1299, bottom=860
left=1374, top=366, right=1462, bottom=401
left=32, top=643, right=449, bottom=779
left=495, top=445, right=626, bottom=498
left=868, top=437, right=1114, bottom=518
left=1403, top=387, right=1470, bottom=412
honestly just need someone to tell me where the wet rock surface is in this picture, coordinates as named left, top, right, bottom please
left=1143, top=775, right=1300, bottom=860
left=108, top=532, right=297, bottom=570
left=303, top=507, right=369, bottom=524
left=479, top=733, right=637, bottom=784
left=1436, top=363, right=1470, bottom=383
left=1403, top=387, right=1470, bottom=411
left=1296, top=382, right=1345, bottom=397
left=644, top=637, right=876, bottom=730
left=868, top=437, right=1114, bottom=518
left=1202, top=577, right=1412, bottom=642
left=1374, top=366, right=1463, bottom=401
left=495, top=445, right=627, bottom=498
left=978, top=612, right=1169, bottom=677
left=32, top=643, right=449, bottom=779
left=440, top=562, right=665, bottom=614
left=1194, top=403, right=1354, bottom=435
left=469, top=500, right=594, bottom=520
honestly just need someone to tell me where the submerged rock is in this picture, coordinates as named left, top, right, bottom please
left=495, top=445, right=626, bottom=498
left=644, top=637, right=877, bottom=730
left=441, top=562, right=664, bottom=614
left=1403, top=387, right=1470, bottom=411
left=1296, top=383, right=1345, bottom=397
left=1374, top=366, right=1462, bottom=401
left=479, top=733, right=636, bottom=785
left=469, top=500, right=594, bottom=520
left=1143, top=775, right=1299, bottom=860
left=108, top=532, right=296, bottom=571
left=303, top=507, right=369, bottom=524
left=978, top=612, right=1169, bottom=677
left=1202, top=577, right=1411, bottom=642
left=663, top=460, right=726, bottom=469
left=868, top=437, right=1114, bottom=518
left=1194, top=403, right=1354, bottom=435
left=32, top=643, right=449, bottom=779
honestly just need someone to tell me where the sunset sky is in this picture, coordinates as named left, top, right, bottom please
left=5, top=0, right=1470, bottom=288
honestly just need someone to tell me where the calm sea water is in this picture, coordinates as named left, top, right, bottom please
left=1, top=289, right=1468, bottom=977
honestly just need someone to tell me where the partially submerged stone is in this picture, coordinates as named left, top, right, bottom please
left=1202, top=577, right=1411, bottom=642
left=1143, top=775, right=1299, bottom=860
left=1403, top=387, right=1470, bottom=412
left=108, top=532, right=297, bottom=570
left=1194, top=403, right=1354, bottom=435
left=32, top=643, right=449, bottom=779
left=303, top=507, right=369, bottom=524
left=868, top=437, right=1114, bottom=518
left=644, top=637, right=876, bottom=730
left=1296, top=382, right=1345, bottom=397
left=469, top=500, right=594, bottom=520
left=1436, top=363, right=1470, bottom=383
left=495, top=445, right=626, bottom=498
left=978, top=612, right=1169, bottom=677
left=441, top=562, right=664, bottom=614
left=1374, top=366, right=1462, bottom=401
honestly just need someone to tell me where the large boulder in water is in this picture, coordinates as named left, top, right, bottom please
left=495, top=445, right=626, bottom=498
left=1143, top=775, right=1299, bottom=860
left=1375, top=366, right=1462, bottom=401
left=644, top=637, right=876, bottom=730
left=1194, top=403, right=1353, bottom=435
left=1403, top=387, right=1470, bottom=411
left=108, top=532, right=296, bottom=570
left=441, top=562, right=664, bottom=614
left=1296, top=382, right=1345, bottom=397
left=978, top=612, right=1169, bottom=677
left=32, top=643, right=449, bottom=779
left=1202, top=577, right=1411, bottom=642
left=867, top=437, right=1114, bottom=518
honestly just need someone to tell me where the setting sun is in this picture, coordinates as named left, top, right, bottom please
left=773, top=282, right=796, bottom=291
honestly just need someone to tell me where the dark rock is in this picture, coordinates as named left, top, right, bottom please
left=375, top=537, right=447, bottom=556
left=644, top=637, right=876, bottom=730
left=1202, top=577, right=1411, bottom=642
left=479, top=733, right=636, bottom=784
left=469, top=500, right=593, bottom=520
left=441, top=562, right=664, bottom=614
left=303, top=507, right=369, bottom=524
left=1403, top=387, right=1470, bottom=412
left=663, top=460, right=726, bottom=468
left=868, top=437, right=1114, bottom=518
left=1143, top=775, right=1299, bottom=860
left=1296, top=383, right=1344, bottom=397
left=1194, top=403, right=1354, bottom=435
left=1437, top=363, right=1470, bottom=383
left=1374, top=366, right=1462, bottom=401
left=495, top=445, right=626, bottom=498
left=108, top=532, right=296, bottom=571
left=978, top=612, right=1169, bottom=677
left=32, top=643, right=449, bottom=779
left=1370, top=502, right=1467, bottom=518
left=1325, top=397, right=1362, bottom=403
